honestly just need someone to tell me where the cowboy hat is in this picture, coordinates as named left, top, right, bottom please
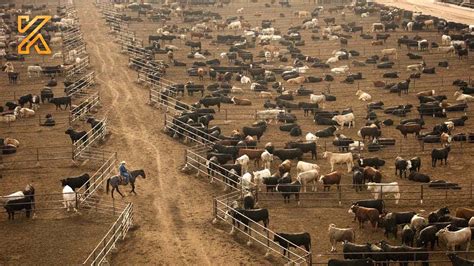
left=120, top=161, right=126, bottom=164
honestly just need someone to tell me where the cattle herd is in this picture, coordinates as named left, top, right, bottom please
left=142, top=0, right=474, bottom=263
left=2, top=0, right=474, bottom=264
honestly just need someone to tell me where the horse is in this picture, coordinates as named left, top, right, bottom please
left=106, top=169, right=147, bottom=198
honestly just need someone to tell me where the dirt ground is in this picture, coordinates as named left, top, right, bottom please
left=2, top=0, right=474, bottom=264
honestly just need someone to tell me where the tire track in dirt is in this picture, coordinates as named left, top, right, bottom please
left=74, top=0, right=271, bottom=264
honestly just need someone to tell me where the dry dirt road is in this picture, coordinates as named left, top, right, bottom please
left=74, top=0, right=272, bottom=264
left=375, top=0, right=474, bottom=25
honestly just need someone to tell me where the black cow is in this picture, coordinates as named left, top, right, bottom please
left=431, top=145, right=451, bottom=167
left=213, top=144, right=239, bottom=159
left=285, top=141, right=316, bottom=159
left=40, top=88, right=54, bottom=103
left=342, top=241, right=370, bottom=259
left=315, top=115, right=338, bottom=126
left=315, top=125, right=337, bottom=138
left=448, top=116, right=468, bottom=126
left=198, top=97, right=221, bottom=111
left=229, top=208, right=269, bottom=231
left=273, top=232, right=311, bottom=257
left=243, top=126, right=265, bottom=141
left=273, top=148, right=303, bottom=161
left=18, top=94, right=33, bottom=108
left=328, top=258, right=374, bottom=266
left=65, top=128, right=88, bottom=144
left=50, top=96, right=72, bottom=110
left=357, top=157, right=385, bottom=169
left=416, top=225, right=439, bottom=250
left=275, top=180, right=301, bottom=204
left=298, top=102, right=318, bottom=116
left=448, top=253, right=474, bottom=266
left=4, top=197, right=34, bottom=220
left=408, top=172, right=430, bottom=183
left=207, top=153, right=233, bottom=164
left=402, top=225, right=415, bottom=246
left=379, top=240, right=429, bottom=266
left=61, top=173, right=91, bottom=192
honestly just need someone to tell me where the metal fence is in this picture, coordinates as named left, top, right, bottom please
left=254, top=182, right=474, bottom=207
left=65, top=55, right=91, bottom=79
left=66, top=71, right=96, bottom=97
left=82, top=202, right=133, bottom=265
left=73, top=117, right=108, bottom=160
left=214, top=190, right=311, bottom=265
left=70, top=91, right=101, bottom=123
left=0, top=146, right=73, bottom=170
left=77, top=150, right=117, bottom=200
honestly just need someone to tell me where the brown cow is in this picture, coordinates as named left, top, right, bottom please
left=191, top=32, right=204, bottom=39
left=371, top=40, right=384, bottom=46
left=363, top=167, right=382, bottom=183
left=238, top=149, right=264, bottom=167
left=349, top=205, right=380, bottom=230
left=455, top=207, right=474, bottom=220
left=396, top=123, right=421, bottom=138
left=318, top=171, right=341, bottom=191
left=373, top=81, right=386, bottom=87
left=278, top=159, right=292, bottom=176
left=197, top=67, right=205, bottom=81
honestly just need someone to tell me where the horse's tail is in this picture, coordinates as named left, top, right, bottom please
left=106, top=178, right=110, bottom=194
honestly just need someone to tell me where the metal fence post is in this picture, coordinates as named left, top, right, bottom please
left=420, top=185, right=423, bottom=204
left=338, top=188, right=342, bottom=206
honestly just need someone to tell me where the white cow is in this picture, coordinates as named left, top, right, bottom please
left=256, top=109, right=282, bottom=123
left=441, top=35, right=451, bottom=46
left=356, top=89, right=372, bottom=101
left=305, top=132, right=319, bottom=143
left=436, top=227, right=471, bottom=251
left=240, top=75, right=251, bottom=84
left=332, top=113, right=355, bottom=129
left=309, top=94, right=326, bottom=105
left=194, top=52, right=206, bottom=59
left=253, top=169, right=271, bottom=190
left=454, top=91, right=474, bottom=102
left=297, top=169, right=319, bottom=192
left=235, top=154, right=250, bottom=174
left=62, top=185, right=77, bottom=212
left=231, top=86, right=244, bottom=94
left=27, top=65, right=43, bottom=78
left=381, top=48, right=398, bottom=59
left=407, top=63, right=424, bottom=72
left=17, top=107, right=35, bottom=118
left=228, top=21, right=242, bottom=30
left=322, top=151, right=354, bottom=173
left=438, top=46, right=455, bottom=55
left=239, top=172, right=253, bottom=191
left=366, top=182, right=401, bottom=204
left=326, top=56, right=339, bottom=64
left=296, top=161, right=320, bottom=175
left=261, top=150, right=273, bottom=170
left=331, top=65, right=349, bottom=75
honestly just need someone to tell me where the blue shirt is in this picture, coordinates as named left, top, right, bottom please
left=119, top=164, right=129, bottom=176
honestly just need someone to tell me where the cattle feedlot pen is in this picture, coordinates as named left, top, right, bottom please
left=82, top=0, right=474, bottom=264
